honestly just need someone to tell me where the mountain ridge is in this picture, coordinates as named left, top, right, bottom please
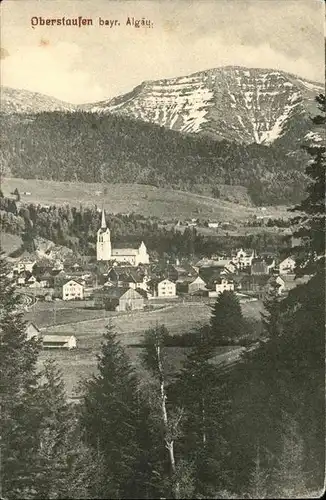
left=0, top=86, right=75, bottom=114
left=1, top=65, right=323, bottom=147
left=80, top=66, right=323, bottom=146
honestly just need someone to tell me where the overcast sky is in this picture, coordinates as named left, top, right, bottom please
left=1, top=0, right=325, bottom=103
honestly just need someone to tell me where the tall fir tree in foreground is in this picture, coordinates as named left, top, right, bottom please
left=289, top=93, right=325, bottom=277
left=0, top=250, right=41, bottom=498
left=279, top=93, right=325, bottom=493
left=0, top=251, right=94, bottom=498
left=236, top=94, right=325, bottom=497
left=210, top=290, right=245, bottom=344
left=31, top=360, right=98, bottom=499
left=171, top=334, right=232, bottom=498
left=81, top=323, right=154, bottom=499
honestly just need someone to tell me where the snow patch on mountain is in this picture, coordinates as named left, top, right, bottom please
left=179, top=85, right=214, bottom=133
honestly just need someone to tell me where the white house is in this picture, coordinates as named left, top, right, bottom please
left=157, top=279, right=176, bottom=298
left=62, top=279, right=84, bottom=300
left=26, top=275, right=37, bottom=285
left=17, top=275, right=27, bottom=286
left=149, top=279, right=176, bottom=298
left=218, top=260, right=237, bottom=274
left=14, top=258, right=36, bottom=274
left=6, top=269, right=14, bottom=280
left=232, top=249, right=255, bottom=270
left=279, top=257, right=296, bottom=275
left=215, top=277, right=234, bottom=294
left=208, top=278, right=234, bottom=297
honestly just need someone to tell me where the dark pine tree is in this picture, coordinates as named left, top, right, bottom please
left=0, top=250, right=41, bottom=498
left=171, top=334, right=232, bottom=497
left=289, top=93, right=325, bottom=276
left=209, top=290, right=245, bottom=344
left=80, top=323, right=152, bottom=499
left=279, top=94, right=325, bottom=492
left=234, top=93, right=325, bottom=497
left=30, top=360, right=98, bottom=499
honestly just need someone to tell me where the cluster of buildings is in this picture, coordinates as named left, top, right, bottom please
left=7, top=210, right=299, bottom=314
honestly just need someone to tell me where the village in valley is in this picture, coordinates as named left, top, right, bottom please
left=4, top=202, right=305, bottom=373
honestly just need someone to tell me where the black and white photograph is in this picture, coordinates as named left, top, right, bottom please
left=0, top=0, right=325, bottom=498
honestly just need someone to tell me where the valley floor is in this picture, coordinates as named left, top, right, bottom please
left=28, top=299, right=263, bottom=398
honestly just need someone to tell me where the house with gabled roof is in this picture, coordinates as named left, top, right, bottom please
left=251, top=259, right=269, bottom=275
left=106, top=266, right=149, bottom=290
left=279, top=256, right=296, bottom=275
left=232, top=248, right=256, bottom=270
left=187, top=276, right=207, bottom=294
left=14, top=257, right=37, bottom=274
left=208, top=277, right=235, bottom=297
left=251, top=258, right=276, bottom=275
left=62, top=279, right=84, bottom=301
left=240, top=275, right=285, bottom=298
left=148, top=278, right=177, bottom=298
left=94, top=286, right=144, bottom=311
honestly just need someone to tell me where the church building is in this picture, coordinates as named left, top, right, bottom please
left=97, top=209, right=150, bottom=266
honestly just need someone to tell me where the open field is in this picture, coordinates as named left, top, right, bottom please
left=31, top=299, right=263, bottom=397
left=43, top=302, right=212, bottom=347
left=2, top=177, right=291, bottom=222
left=31, top=299, right=264, bottom=346
left=25, top=300, right=115, bottom=328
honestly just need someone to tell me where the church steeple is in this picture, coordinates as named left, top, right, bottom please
left=101, top=208, right=107, bottom=229
left=97, top=208, right=111, bottom=261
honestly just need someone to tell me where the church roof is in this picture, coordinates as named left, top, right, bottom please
left=112, top=248, right=139, bottom=256
left=112, top=248, right=138, bottom=256
left=113, top=240, right=143, bottom=249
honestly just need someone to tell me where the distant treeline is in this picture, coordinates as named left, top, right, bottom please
left=0, top=196, right=287, bottom=257
left=1, top=111, right=308, bottom=205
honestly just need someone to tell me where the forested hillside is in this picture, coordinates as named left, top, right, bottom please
left=1, top=111, right=308, bottom=205
left=0, top=196, right=287, bottom=259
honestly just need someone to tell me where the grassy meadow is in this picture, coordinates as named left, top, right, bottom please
left=31, top=299, right=263, bottom=398
left=2, top=177, right=291, bottom=222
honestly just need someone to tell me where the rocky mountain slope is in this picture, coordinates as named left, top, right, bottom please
left=83, top=66, right=323, bottom=146
left=1, top=86, right=75, bottom=114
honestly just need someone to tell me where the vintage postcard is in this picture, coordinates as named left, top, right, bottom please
left=0, top=0, right=325, bottom=498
